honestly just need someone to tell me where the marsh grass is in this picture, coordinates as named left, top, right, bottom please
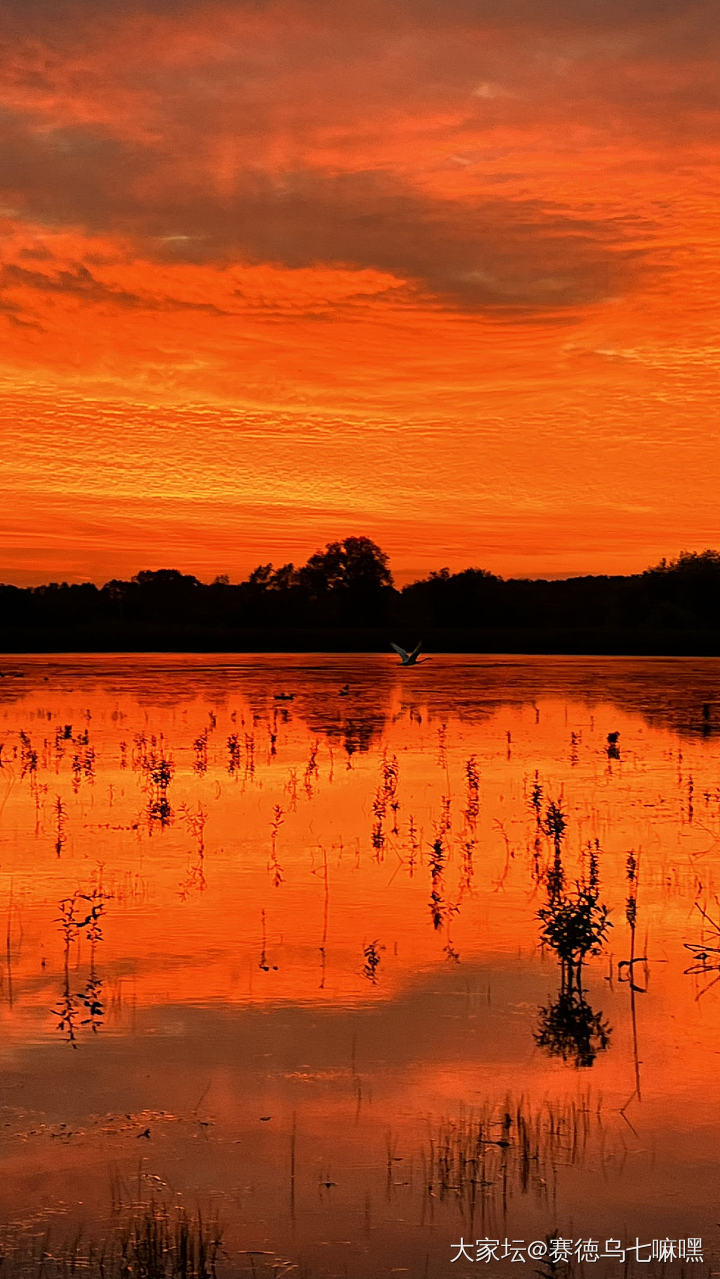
left=362, top=938, right=384, bottom=983
left=53, top=887, right=110, bottom=1046
left=424, top=1095, right=600, bottom=1225
left=136, top=739, right=175, bottom=827
left=684, top=901, right=720, bottom=997
left=54, top=796, right=67, bottom=858
left=371, top=751, right=400, bottom=856
left=428, top=830, right=446, bottom=930
left=226, top=733, right=241, bottom=773
left=464, top=756, right=480, bottom=827
left=0, top=1200, right=223, bottom=1278
left=268, top=804, right=285, bottom=887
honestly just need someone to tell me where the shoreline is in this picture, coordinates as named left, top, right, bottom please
left=2, top=629, right=720, bottom=658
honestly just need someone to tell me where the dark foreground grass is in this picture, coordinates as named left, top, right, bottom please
left=0, top=1201, right=223, bottom=1278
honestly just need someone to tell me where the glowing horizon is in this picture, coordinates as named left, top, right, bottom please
left=2, top=0, right=719, bottom=585
left=2, top=545, right=712, bottom=592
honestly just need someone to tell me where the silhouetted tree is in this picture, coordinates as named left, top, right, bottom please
left=648, top=549, right=720, bottom=576
left=297, top=536, right=393, bottom=623
left=642, top=549, right=720, bottom=628
left=299, top=537, right=392, bottom=595
left=400, top=566, right=502, bottom=629
left=4, top=542, right=720, bottom=652
left=247, top=564, right=274, bottom=590
left=270, top=563, right=297, bottom=591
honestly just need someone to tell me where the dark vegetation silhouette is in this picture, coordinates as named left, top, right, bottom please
left=3, top=542, right=720, bottom=654
left=534, top=803, right=612, bottom=1068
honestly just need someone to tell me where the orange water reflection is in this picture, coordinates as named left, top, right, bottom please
left=1, top=655, right=720, bottom=1276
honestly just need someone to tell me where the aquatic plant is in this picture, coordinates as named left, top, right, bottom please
left=539, top=801, right=568, bottom=901
left=542, top=800, right=567, bottom=850
left=227, top=733, right=241, bottom=773
left=193, top=728, right=209, bottom=774
left=684, top=901, right=720, bottom=997
left=383, top=752, right=400, bottom=833
left=538, top=884, right=612, bottom=976
left=362, top=938, right=384, bottom=983
left=0, top=1200, right=223, bottom=1278
left=244, top=731, right=255, bottom=779
left=19, top=731, right=38, bottom=779
left=258, top=909, right=278, bottom=972
left=425, top=1093, right=601, bottom=1221
left=269, top=804, right=285, bottom=887
left=371, top=753, right=400, bottom=855
left=303, top=739, right=319, bottom=795
left=178, top=803, right=208, bottom=899
left=54, top=795, right=66, bottom=858
left=618, top=850, right=647, bottom=993
left=529, top=772, right=543, bottom=825
left=436, top=722, right=448, bottom=770
left=52, top=887, right=110, bottom=1046
left=536, top=829, right=612, bottom=1066
left=145, top=747, right=174, bottom=825
left=464, top=756, right=480, bottom=827
left=407, top=814, right=420, bottom=876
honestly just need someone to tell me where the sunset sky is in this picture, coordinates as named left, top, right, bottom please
left=2, top=0, right=719, bottom=586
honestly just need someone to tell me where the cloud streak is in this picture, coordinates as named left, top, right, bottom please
left=0, top=111, right=651, bottom=313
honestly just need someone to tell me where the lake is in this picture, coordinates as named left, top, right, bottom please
left=0, top=654, right=719, bottom=1277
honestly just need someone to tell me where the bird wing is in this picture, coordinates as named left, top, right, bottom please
left=391, top=642, right=410, bottom=661
left=409, top=641, right=423, bottom=660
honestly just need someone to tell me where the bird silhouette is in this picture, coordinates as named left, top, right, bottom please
left=391, top=642, right=430, bottom=666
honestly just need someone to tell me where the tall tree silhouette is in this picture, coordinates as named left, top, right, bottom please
left=297, top=536, right=393, bottom=623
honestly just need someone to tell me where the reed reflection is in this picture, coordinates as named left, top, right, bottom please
left=52, top=885, right=109, bottom=1046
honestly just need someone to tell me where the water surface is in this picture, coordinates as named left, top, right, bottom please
left=1, top=654, right=719, bottom=1276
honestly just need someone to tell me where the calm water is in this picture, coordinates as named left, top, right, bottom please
left=1, top=654, right=720, bottom=1276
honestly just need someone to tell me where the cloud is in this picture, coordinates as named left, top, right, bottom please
left=0, top=0, right=716, bottom=315
left=0, top=111, right=650, bottom=313
left=2, top=2, right=718, bottom=155
left=0, top=260, right=232, bottom=317
left=2, top=262, right=146, bottom=307
left=0, top=0, right=717, bottom=594
left=1, top=0, right=716, bottom=38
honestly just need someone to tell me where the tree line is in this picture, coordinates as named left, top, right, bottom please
left=2, top=538, right=720, bottom=653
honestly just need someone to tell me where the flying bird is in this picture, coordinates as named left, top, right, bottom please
left=391, top=642, right=430, bottom=666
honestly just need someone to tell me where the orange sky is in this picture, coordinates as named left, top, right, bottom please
left=1, top=0, right=720, bottom=585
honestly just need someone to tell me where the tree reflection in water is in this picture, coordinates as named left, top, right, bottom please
left=535, top=803, right=612, bottom=1068
left=535, top=977, right=612, bottom=1069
